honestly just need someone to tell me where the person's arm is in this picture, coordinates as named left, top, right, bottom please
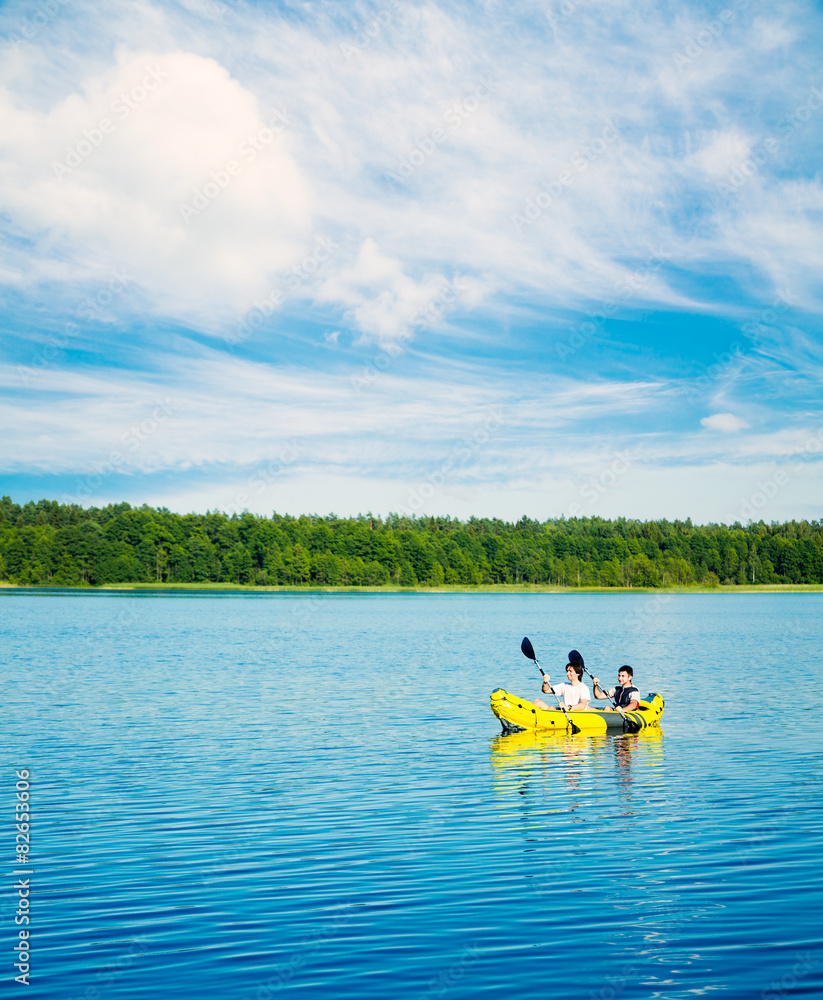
left=591, top=677, right=611, bottom=701
left=570, top=685, right=591, bottom=711
left=624, top=688, right=640, bottom=711
left=545, top=680, right=570, bottom=709
left=542, top=676, right=565, bottom=706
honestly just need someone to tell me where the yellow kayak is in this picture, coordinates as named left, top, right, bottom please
left=490, top=688, right=665, bottom=735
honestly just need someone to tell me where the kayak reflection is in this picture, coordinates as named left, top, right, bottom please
left=488, top=726, right=663, bottom=813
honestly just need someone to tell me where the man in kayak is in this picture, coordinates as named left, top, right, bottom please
left=592, top=666, right=640, bottom=712
left=534, top=661, right=591, bottom=711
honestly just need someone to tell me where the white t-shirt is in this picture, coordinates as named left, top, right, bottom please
left=551, top=682, right=591, bottom=707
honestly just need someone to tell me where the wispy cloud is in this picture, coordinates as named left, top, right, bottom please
left=1, top=0, right=821, bottom=521
left=701, top=412, right=748, bottom=432
left=3, top=0, right=821, bottom=338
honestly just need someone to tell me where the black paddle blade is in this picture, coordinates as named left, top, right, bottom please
left=521, top=636, right=537, bottom=661
left=567, top=648, right=584, bottom=667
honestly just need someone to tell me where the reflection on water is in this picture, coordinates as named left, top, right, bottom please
left=489, top=727, right=664, bottom=820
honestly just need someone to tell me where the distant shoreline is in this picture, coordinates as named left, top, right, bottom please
left=2, top=581, right=822, bottom=594
left=5, top=499, right=821, bottom=590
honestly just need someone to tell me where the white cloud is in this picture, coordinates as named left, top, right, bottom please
left=315, top=238, right=465, bottom=345
left=3, top=346, right=822, bottom=521
left=0, top=0, right=820, bottom=344
left=701, top=412, right=749, bottom=432
left=1, top=0, right=822, bottom=526
left=5, top=346, right=805, bottom=483
left=0, top=48, right=314, bottom=326
left=688, top=129, right=755, bottom=179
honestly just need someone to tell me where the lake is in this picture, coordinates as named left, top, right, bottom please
left=2, top=590, right=822, bottom=999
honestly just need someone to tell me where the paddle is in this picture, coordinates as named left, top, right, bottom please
left=568, top=648, right=598, bottom=693
left=568, top=649, right=617, bottom=711
left=520, top=636, right=581, bottom=734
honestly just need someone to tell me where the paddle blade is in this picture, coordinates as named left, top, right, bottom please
left=521, top=636, right=537, bottom=661
left=567, top=648, right=584, bottom=667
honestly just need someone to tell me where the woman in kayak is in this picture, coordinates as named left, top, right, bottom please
left=534, top=661, right=591, bottom=711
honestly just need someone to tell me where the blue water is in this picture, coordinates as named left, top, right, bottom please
left=2, top=591, right=822, bottom=999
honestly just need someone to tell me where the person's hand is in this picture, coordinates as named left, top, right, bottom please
left=593, top=677, right=600, bottom=686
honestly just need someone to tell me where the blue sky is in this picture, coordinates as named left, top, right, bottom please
left=1, top=0, right=822, bottom=524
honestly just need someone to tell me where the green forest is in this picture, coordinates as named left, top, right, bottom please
left=1, top=496, right=822, bottom=588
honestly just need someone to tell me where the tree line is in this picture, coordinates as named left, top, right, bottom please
left=1, top=496, right=822, bottom=588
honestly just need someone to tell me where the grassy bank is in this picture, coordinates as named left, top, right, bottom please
left=3, top=581, right=823, bottom=594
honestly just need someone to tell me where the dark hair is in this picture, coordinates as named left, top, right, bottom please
left=566, top=662, right=584, bottom=681
left=618, top=665, right=633, bottom=677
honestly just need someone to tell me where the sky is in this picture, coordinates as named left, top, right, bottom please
left=1, top=0, right=822, bottom=525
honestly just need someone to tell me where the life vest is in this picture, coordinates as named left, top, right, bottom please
left=614, top=685, right=640, bottom=708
